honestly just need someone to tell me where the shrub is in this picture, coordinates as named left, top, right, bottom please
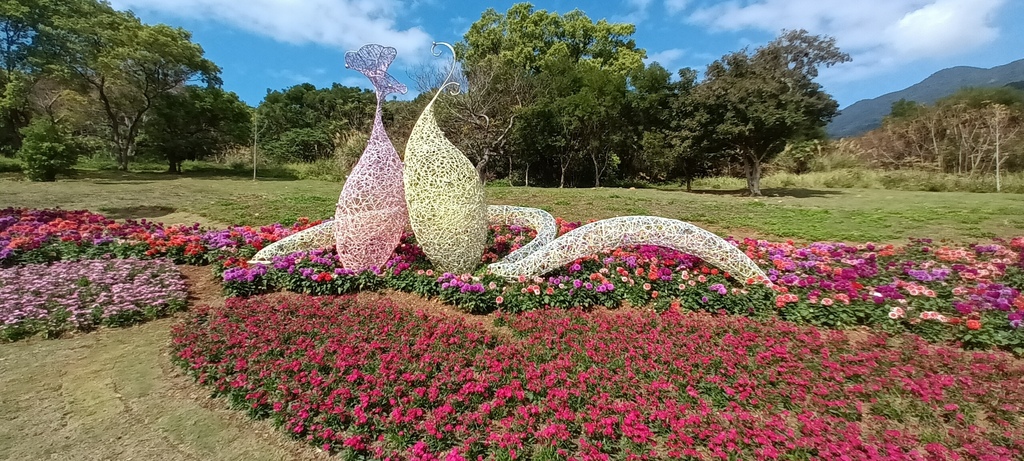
left=0, top=156, right=22, bottom=173
left=17, top=119, right=82, bottom=181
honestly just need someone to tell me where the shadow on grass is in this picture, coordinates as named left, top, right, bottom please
left=98, top=205, right=178, bottom=219
left=69, top=167, right=301, bottom=182
left=658, top=187, right=845, bottom=198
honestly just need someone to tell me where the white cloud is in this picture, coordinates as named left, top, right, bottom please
left=888, top=0, right=1003, bottom=57
left=109, top=0, right=433, bottom=62
left=614, top=0, right=654, bottom=23
left=686, top=0, right=1008, bottom=76
left=646, top=48, right=686, bottom=67
left=268, top=69, right=315, bottom=84
left=665, top=0, right=691, bottom=15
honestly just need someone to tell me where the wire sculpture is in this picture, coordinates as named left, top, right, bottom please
left=249, top=207, right=767, bottom=284
left=249, top=220, right=334, bottom=264
left=486, top=215, right=766, bottom=282
left=333, top=44, right=410, bottom=271
left=249, top=41, right=767, bottom=284
left=484, top=205, right=557, bottom=264
left=401, top=42, right=489, bottom=274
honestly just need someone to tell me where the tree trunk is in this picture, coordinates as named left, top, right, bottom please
left=118, top=147, right=129, bottom=171
left=744, top=154, right=762, bottom=196
left=685, top=177, right=692, bottom=192
left=476, top=150, right=491, bottom=184
left=592, top=155, right=601, bottom=188
left=995, top=121, right=1001, bottom=193
left=559, top=157, right=569, bottom=189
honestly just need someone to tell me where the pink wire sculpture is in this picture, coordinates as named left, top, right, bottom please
left=333, top=44, right=410, bottom=271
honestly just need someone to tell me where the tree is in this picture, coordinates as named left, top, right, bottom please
left=17, top=117, right=82, bottom=180
left=423, top=55, right=535, bottom=182
left=619, top=62, right=674, bottom=182
left=140, top=85, right=250, bottom=173
left=256, top=82, right=374, bottom=162
left=41, top=0, right=220, bottom=170
left=459, top=3, right=645, bottom=75
left=686, top=29, right=850, bottom=195
left=0, top=0, right=50, bottom=154
left=887, top=98, right=924, bottom=121
left=458, top=2, right=645, bottom=186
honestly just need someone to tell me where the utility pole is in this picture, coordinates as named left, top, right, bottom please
left=252, top=108, right=259, bottom=181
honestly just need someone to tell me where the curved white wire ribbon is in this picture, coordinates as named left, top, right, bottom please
left=248, top=205, right=766, bottom=282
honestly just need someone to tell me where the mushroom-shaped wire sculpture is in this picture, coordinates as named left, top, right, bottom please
left=332, top=44, right=410, bottom=271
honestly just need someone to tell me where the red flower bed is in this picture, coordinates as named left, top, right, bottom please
left=172, top=295, right=1024, bottom=460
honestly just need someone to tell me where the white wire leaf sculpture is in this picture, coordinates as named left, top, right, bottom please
left=249, top=220, right=334, bottom=264
left=487, top=215, right=767, bottom=282
left=402, top=42, right=489, bottom=274
left=485, top=205, right=557, bottom=264
left=333, top=44, right=410, bottom=271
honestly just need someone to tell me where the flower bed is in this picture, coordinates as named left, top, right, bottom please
left=173, top=294, right=1024, bottom=460
left=219, top=235, right=1024, bottom=354
left=0, top=207, right=323, bottom=266
left=0, top=258, right=188, bottom=340
left=5, top=207, right=1024, bottom=353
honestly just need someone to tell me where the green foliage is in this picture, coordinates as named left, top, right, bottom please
left=887, top=98, right=924, bottom=120
left=140, top=85, right=251, bottom=173
left=40, top=0, right=220, bottom=170
left=460, top=3, right=645, bottom=75
left=0, top=155, right=22, bottom=172
left=256, top=83, right=374, bottom=163
left=17, top=118, right=81, bottom=181
left=938, top=86, right=1024, bottom=110
left=679, top=30, right=850, bottom=196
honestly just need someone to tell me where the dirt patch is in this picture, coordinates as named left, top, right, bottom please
left=178, top=265, right=225, bottom=309
left=152, top=211, right=229, bottom=230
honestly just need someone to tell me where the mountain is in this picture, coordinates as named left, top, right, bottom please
left=827, top=58, right=1024, bottom=138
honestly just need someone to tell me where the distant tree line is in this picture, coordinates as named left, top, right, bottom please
left=3, top=1, right=850, bottom=196
left=850, top=87, right=1024, bottom=190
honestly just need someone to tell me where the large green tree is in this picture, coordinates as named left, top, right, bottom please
left=459, top=2, right=645, bottom=187
left=41, top=0, right=220, bottom=170
left=0, top=0, right=53, bottom=154
left=140, top=86, right=250, bottom=173
left=685, top=29, right=850, bottom=195
left=257, top=83, right=374, bottom=162
left=460, top=3, right=645, bottom=74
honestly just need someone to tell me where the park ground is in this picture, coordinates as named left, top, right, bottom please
left=1, top=174, right=1023, bottom=460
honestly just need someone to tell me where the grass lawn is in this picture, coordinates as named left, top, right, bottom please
left=2, top=172, right=1023, bottom=243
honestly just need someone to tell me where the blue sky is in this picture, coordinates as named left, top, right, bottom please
left=107, top=0, right=1024, bottom=109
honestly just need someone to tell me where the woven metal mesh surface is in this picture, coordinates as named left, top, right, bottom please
left=248, top=43, right=766, bottom=283
left=400, top=43, right=489, bottom=274
left=333, top=44, right=409, bottom=271
left=487, top=214, right=767, bottom=281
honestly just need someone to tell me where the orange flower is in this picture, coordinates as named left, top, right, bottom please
left=966, top=319, right=982, bottom=330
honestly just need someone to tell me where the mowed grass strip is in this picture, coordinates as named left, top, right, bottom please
left=2, top=174, right=1023, bottom=243
left=0, top=318, right=326, bottom=461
